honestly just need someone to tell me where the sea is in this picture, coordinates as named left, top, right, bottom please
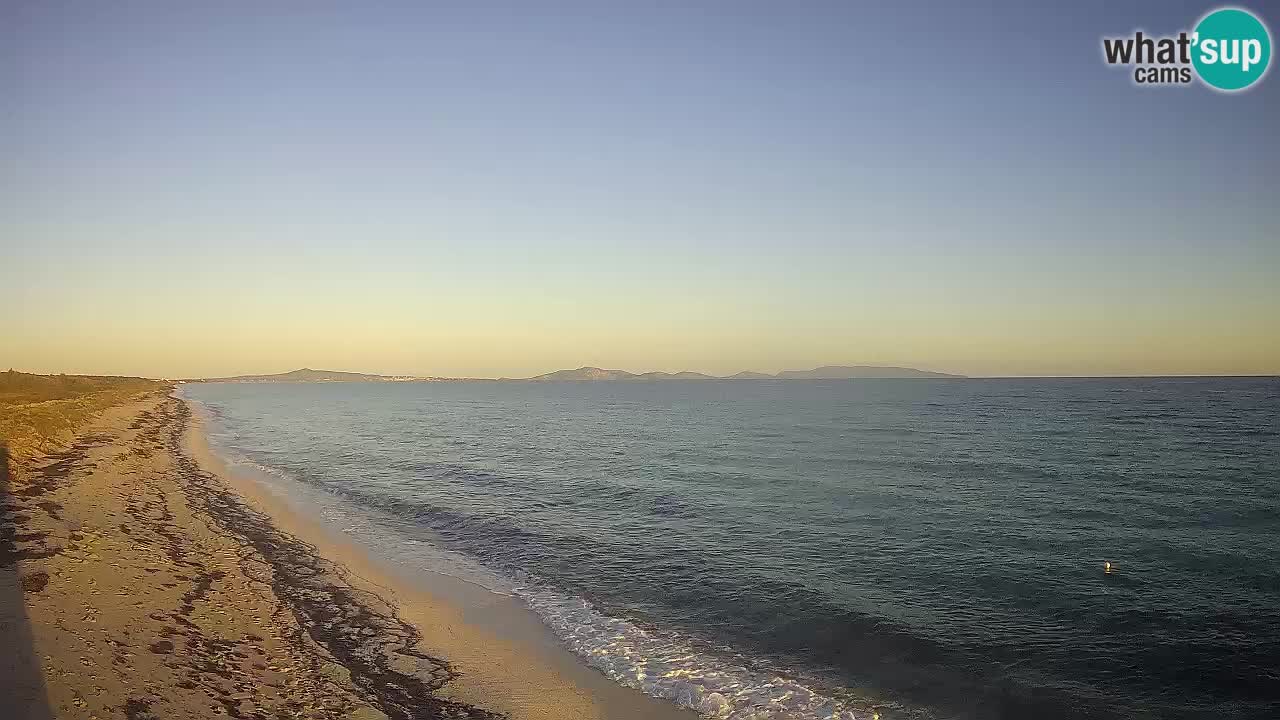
left=180, top=378, right=1280, bottom=720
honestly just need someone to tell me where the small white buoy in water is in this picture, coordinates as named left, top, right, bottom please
left=1104, top=561, right=1113, bottom=574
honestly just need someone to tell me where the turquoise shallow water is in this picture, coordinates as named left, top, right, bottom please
left=183, top=378, right=1280, bottom=720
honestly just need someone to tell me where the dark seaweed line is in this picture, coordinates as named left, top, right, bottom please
left=164, top=396, right=504, bottom=720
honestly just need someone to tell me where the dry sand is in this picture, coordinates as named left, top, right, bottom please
left=2, top=390, right=693, bottom=720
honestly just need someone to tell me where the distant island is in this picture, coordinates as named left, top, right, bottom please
left=191, top=368, right=432, bottom=383
left=774, top=365, right=961, bottom=379
left=520, top=365, right=964, bottom=381
left=190, top=365, right=963, bottom=383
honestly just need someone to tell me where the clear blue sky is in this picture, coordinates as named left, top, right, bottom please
left=3, top=1, right=1277, bottom=377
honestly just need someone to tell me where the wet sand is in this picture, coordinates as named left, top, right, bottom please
left=2, top=390, right=693, bottom=720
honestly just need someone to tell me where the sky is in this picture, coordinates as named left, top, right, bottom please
left=3, top=0, right=1277, bottom=378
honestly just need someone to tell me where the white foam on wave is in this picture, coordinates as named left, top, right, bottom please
left=514, top=583, right=885, bottom=720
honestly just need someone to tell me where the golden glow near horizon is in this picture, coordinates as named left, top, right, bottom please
left=5, top=239, right=1277, bottom=379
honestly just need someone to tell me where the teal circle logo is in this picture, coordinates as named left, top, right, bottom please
left=1192, top=8, right=1272, bottom=91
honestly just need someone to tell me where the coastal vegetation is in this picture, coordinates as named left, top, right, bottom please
left=0, top=370, right=164, bottom=463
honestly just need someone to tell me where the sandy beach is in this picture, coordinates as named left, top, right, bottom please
left=2, top=389, right=693, bottom=720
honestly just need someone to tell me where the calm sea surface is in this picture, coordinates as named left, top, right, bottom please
left=182, top=378, right=1280, bottom=720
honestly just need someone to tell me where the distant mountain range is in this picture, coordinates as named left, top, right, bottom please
left=193, top=368, right=427, bottom=383
left=519, top=365, right=963, bottom=381
left=775, top=365, right=961, bottom=379
left=193, top=365, right=963, bottom=384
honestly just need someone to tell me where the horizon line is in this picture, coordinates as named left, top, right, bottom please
left=7, top=367, right=1278, bottom=381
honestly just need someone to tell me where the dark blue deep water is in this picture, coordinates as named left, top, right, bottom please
left=183, top=378, right=1280, bottom=720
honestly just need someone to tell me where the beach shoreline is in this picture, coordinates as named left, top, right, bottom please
left=181, top=395, right=696, bottom=720
left=2, top=389, right=693, bottom=720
